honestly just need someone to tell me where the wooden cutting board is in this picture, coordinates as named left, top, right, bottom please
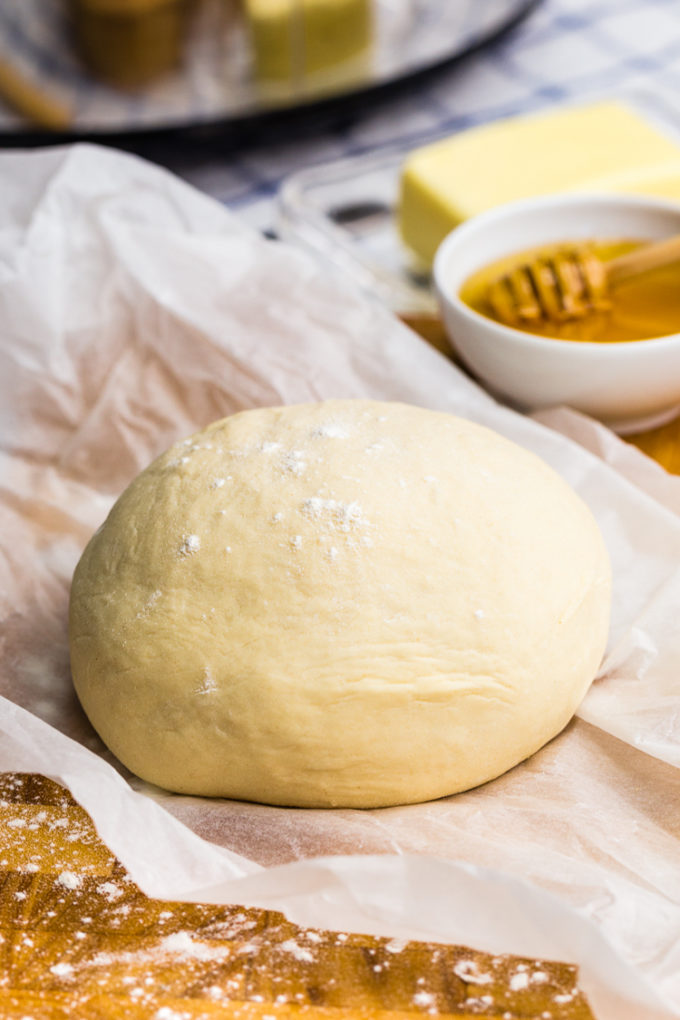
left=0, top=772, right=596, bottom=1019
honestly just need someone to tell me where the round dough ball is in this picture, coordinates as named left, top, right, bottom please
left=69, top=400, right=611, bottom=808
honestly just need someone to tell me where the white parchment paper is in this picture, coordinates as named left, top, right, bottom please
left=0, top=144, right=679, bottom=1020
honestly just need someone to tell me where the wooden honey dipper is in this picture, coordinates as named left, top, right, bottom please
left=487, top=232, right=680, bottom=327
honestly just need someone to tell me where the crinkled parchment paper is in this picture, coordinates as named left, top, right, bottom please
left=0, top=145, right=679, bottom=1020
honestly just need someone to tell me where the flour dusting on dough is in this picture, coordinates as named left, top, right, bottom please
left=195, top=668, right=217, bottom=696
left=311, top=423, right=350, bottom=439
left=70, top=399, right=611, bottom=810
left=282, top=451, right=306, bottom=476
left=137, top=590, right=162, bottom=618
left=300, top=498, right=368, bottom=533
left=178, top=534, right=200, bottom=556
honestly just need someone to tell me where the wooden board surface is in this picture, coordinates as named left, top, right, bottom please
left=0, top=772, right=596, bottom=1019
left=628, top=414, right=680, bottom=474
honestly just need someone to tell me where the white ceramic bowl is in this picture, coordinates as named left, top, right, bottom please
left=433, top=193, right=680, bottom=434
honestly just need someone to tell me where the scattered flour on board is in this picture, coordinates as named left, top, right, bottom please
left=99, top=881, right=124, bottom=901
left=56, top=871, right=81, bottom=890
left=278, top=939, right=315, bottom=963
left=413, top=990, right=435, bottom=1008
left=50, top=963, right=74, bottom=977
left=453, top=959, right=493, bottom=983
left=160, top=932, right=229, bottom=962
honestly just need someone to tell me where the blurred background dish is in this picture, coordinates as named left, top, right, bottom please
left=0, top=0, right=537, bottom=134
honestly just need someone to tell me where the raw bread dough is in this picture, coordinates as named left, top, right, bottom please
left=69, top=400, right=611, bottom=808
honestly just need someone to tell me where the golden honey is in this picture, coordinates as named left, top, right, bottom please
left=460, top=239, right=680, bottom=343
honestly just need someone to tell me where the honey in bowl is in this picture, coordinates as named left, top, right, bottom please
left=460, top=238, right=680, bottom=342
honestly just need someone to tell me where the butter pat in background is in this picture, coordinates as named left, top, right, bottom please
left=72, top=0, right=194, bottom=88
left=400, top=101, right=680, bottom=266
left=245, top=0, right=373, bottom=100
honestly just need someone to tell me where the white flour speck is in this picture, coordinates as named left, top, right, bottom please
left=50, top=962, right=73, bottom=977
left=283, top=450, right=307, bottom=475
left=291, top=535, right=302, bottom=550
left=210, top=478, right=226, bottom=489
left=179, top=534, right=200, bottom=557
left=384, top=938, right=407, bottom=954
left=99, top=882, right=124, bottom=901
left=160, top=932, right=228, bottom=962
left=474, top=609, right=485, bottom=620
left=57, top=871, right=81, bottom=890
left=510, top=972, right=530, bottom=991
left=137, top=589, right=162, bottom=618
left=300, top=498, right=367, bottom=533
left=261, top=441, right=282, bottom=454
left=467, top=995, right=494, bottom=1006
left=453, top=959, right=492, bottom=983
left=279, top=939, right=315, bottom=963
left=413, top=991, right=435, bottom=1008
left=195, top=667, right=217, bottom=695
left=312, top=423, right=350, bottom=439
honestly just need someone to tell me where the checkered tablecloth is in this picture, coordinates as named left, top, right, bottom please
left=170, top=0, right=680, bottom=231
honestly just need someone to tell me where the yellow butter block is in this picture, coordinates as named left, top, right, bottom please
left=245, top=0, right=372, bottom=99
left=399, top=102, right=680, bottom=266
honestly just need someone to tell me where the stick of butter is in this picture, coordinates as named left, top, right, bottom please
left=245, top=0, right=373, bottom=100
left=399, top=101, right=680, bottom=266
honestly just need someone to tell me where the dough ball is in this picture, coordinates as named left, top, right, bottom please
left=69, top=400, right=611, bottom=808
